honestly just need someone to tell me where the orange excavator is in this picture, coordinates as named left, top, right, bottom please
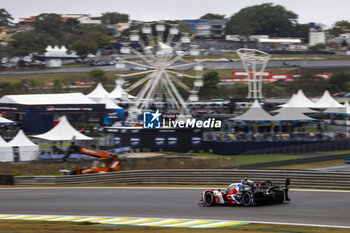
left=62, top=143, right=121, bottom=175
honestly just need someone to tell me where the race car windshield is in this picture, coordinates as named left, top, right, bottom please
left=227, top=184, right=236, bottom=191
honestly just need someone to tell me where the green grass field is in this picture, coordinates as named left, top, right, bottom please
left=0, top=153, right=303, bottom=176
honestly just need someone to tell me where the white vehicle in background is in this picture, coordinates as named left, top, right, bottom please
left=219, top=58, right=232, bottom=62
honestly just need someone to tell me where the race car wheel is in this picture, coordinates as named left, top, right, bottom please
left=242, top=192, right=252, bottom=207
left=204, top=192, right=215, bottom=206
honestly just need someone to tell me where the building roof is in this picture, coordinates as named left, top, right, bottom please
left=19, top=16, right=36, bottom=23
left=61, top=14, right=90, bottom=18
left=32, top=116, right=93, bottom=141
left=0, top=93, right=97, bottom=105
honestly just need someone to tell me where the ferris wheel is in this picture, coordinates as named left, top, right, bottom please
left=114, top=22, right=203, bottom=121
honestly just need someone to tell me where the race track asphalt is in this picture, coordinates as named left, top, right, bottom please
left=2, top=59, right=350, bottom=75
left=0, top=188, right=349, bottom=227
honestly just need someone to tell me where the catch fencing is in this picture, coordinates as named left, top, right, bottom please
left=13, top=169, right=350, bottom=189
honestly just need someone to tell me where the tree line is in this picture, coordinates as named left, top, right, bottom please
left=0, top=10, right=130, bottom=59
left=1, top=3, right=350, bottom=59
left=199, top=71, right=350, bottom=100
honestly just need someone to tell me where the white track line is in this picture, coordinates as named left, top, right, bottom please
left=246, top=220, right=350, bottom=229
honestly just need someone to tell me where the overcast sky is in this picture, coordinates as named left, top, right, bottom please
left=2, top=0, right=349, bottom=28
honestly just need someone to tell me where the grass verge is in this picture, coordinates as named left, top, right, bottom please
left=318, top=150, right=350, bottom=155
left=269, top=159, right=348, bottom=170
left=0, top=220, right=349, bottom=233
left=0, top=153, right=304, bottom=176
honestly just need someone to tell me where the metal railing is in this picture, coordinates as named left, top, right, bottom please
left=13, top=169, right=350, bottom=189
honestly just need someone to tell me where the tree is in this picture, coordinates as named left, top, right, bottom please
left=0, top=81, right=26, bottom=96
left=199, top=71, right=220, bottom=98
left=200, top=13, right=225, bottom=20
left=225, top=14, right=259, bottom=44
left=69, top=27, right=112, bottom=58
left=9, top=31, right=58, bottom=56
left=328, top=72, right=350, bottom=92
left=0, top=8, right=13, bottom=26
left=293, top=23, right=310, bottom=43
left=225, top=3, right=299, bottom=39
left=52, top=79, right=64, bottom=93
left=341, top=39, right=348, bottom=47
left=328, top=20, right=350, bottom=37
left=71, top=39, right=98, bottom=59
left=89, top=69, right=108, bottom=84
left=64, top=18, right=80, bottom=33
left=33, top=13, right=64, bottom=39
left=309, top=43, right=326, bottom=51
left=220, top=83, right=248, bottom=99
left=101, top=12, right=129, bottom=25
left=82, top=31, right=112, bottom=48
left=285, top=73, right=328, bottom=97
left=262, top=83, right=284, bottom=98
left=177, top=21, right=192, bottom=33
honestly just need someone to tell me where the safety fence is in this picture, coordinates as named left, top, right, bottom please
left=13, top=169, right=350, bottom=189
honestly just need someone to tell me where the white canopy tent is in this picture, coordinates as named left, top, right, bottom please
left=343, top=102, right=350, bottom=125
left=343, top=102, right=350, bottom=114
left=321, top=101, right=350, bottom=125
left=86, top=83, right=110, bottom=102
left=98, top=96, right=123, bottom=109
left=8, top=130, right=39, bottom=161
left=273, top=107, right=316, bottom=121
left=109, top=84, right=135, bottom=99
left=280, top=90, right=317, bottom=108
left=314, top=90, right=344, bottom=109
left=0, top=135, right=13, bottom=162
left=230, top=100, right=275, bottom=121
left=231, top=100, right=317, bottom=122
left=0, top=93, right=97, bottom=105
left=32, top=116, right=93, bottom=141
left=279, top=94, right=297, bottom=108
left=0, top=116, right=14, bottom=124
left=274, top=94, right=318, bottom=114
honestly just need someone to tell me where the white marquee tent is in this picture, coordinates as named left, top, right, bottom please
left=86, top=83, right=110, bottom=102
left=0, top=135, right=13, bottom=162
left=314, top=90, right=344, bottom=109
left=98, top=96, right=123, bottom=109
left=230, top=100, right=275, bottom=121
left=280, top=90, right=317, bottom=108
left=273, top=107, right=316, bottom=121
left=274, top=94, right=318, bottom=114
left=32, top=116, right=93, bottom=141
left=0, top=93, right=97, bottom=105
left=8, top=130, right=39, bottom=161
left=0, top=116, right=14, bottom=124
left=109, top=84, right=135, bottom=99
